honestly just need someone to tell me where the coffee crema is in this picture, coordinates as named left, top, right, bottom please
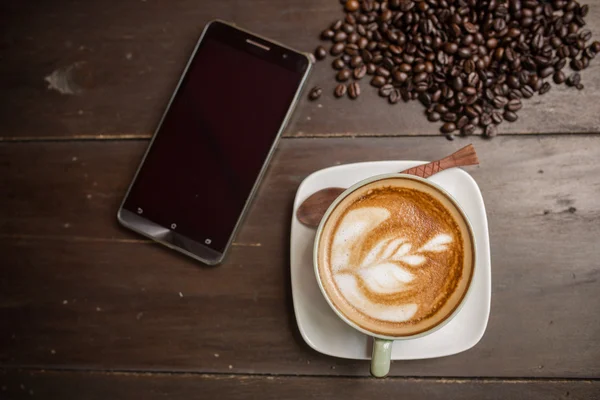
left=316, top=177, right=474, bottom=337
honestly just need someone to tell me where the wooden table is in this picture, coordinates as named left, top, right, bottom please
left=1, top=1, right=599, bottom=398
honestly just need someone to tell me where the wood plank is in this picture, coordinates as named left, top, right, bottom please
left=1, top=137, right=599, bottom=377
left=0, top=370, right=599, bottom=400
left=1, top=0, right=600, bottom=140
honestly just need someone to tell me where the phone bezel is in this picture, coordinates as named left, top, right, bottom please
left=117, top=20, right=312, bottom=265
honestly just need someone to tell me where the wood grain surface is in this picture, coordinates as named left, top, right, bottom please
left=1, top=137, right=599, bottom=378
left=1, top=0, right=600, bottom=140
left=1, top=370, right=599, bottom=400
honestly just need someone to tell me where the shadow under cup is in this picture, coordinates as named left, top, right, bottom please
left=313, top=173, right=476, bottom=378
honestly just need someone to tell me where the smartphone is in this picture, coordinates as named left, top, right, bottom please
left=118, top=20, right=312, bottom=265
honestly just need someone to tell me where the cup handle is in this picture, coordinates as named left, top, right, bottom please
left=370, top=337, right=393, bottom=378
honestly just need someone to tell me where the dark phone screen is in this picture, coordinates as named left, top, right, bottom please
left=123, top=25, right=307, bottom=252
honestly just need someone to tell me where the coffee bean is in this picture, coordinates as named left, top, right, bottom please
left=537, top=82, right=551, bottom=95
left=576, top=83, right=584, bottom=90
left=428, top=111, right=441, bottom=122
left=484, top=124, right=498, bottom=138
left=384, top=88, right=397, bottom=103
left=444, top=42, right=458, bottom=54
left=336, top=69, right=351, bottom=82
left=521, top=85, right=535, bottom=98
left=504, top=110, right=519, bottom=122
left=441, top=122, right=457, bottom=133
left=348, top=82, right=360, bottom=99
left=571, top=59, right=584, bottom=70
left=379, top=84, right=394, bottom=97
left=480, top=113, right=492, bottom=126
left=566, top=72, right=581, bottom=86
left=413, top=72, right=428, bottom=83
left=332, top=58, right=346, bottom=70
left=331, top=43, right=345, bottom=56
left=442, top=112, right=458, bottom=122
left=315, top=46, right=327, bottom=60
left=367, top=63, right=377, bottom=74
left=493, top=96, right=509, bottom=109
left=461, top=124, right=475, bottom=135
left=321, top=29, right=335, bottom=40
left=553, top=70, right=566, bottom=84
left=540, top=66, right=555, bottom=78
left=353, top=64, right=367, bottom=80
left=345, top=0, right=360, bottom=12
left=506, top=99, right=523, bottom=111
left=334, top=84, right=347, bottom=98
left=371, top=76, right=387, bottom=87
left=375, top=66, right=390, bottom=77
left=592, top=41, right=600, bottom=53
left=457, top=115, right=469, bottom=129
left=350, top=55, right=363, bottom=68
left=492, top=112, right=503, bottom=124
left=308, top=86, right=322, bottom=101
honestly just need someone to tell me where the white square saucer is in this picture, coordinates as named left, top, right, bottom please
left=290, top=161, right=491, bottom=360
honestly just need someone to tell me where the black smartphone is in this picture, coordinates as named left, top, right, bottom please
left=118, top=20, right=312, bottom=265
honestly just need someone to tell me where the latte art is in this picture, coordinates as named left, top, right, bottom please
left=317, top=178, right=474, bottom=337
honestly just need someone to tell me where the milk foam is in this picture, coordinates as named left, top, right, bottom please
left=329, top=203, right=455, bottom=323
left=334, top=273, right=418, bottom=323
left=331, top=207, right=390, bottom=274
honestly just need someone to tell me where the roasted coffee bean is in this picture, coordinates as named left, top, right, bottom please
left=540, top=66, right=555, bottom=78
left=332, top=58, right=346, bottom=70
left=457, top=115, right=469, bottom=129
left=345, top=0, right=360, bottom=12
left=521, top=85, right=535, bottom=98
left=442, top=112, right=458, bottom=122
left=553, top=70, right=566, bottom=83
left=504, top=110, right=519, bottom=122
left=461, top=124, right=476, bottom=135
left=379, top=84, right=394, bottom=97
left=484, top=124, right=498, bottom=138
left=308, top=86, right=322, bottom=101
left=441, top=122, right=457, bottom=133
left=571, top=59, right=584, bottom=70
left=389, top=89, right=401, bottom=104
left=353, top=64, right=367, bottom=80
left=492, top=112, right=503, bottom=124
left=315, top=46, right=327, bottom=60
left=330, top=43, right=345, bottom=56
left=371, top=76, right=387, bottom=87
left=333, top=31, right=347, bottom=43
left=375, top=66, right=390, bottom=77
left=350, top=55, right=363, bottom=67
left=334, top=83, right=347, bottom=98
left=336, top=69, right=351, bottom=82
left=576, top=83, right=584, bottom=90
left=348, top=82, right=360, bottom=99
left=428, top=111, right=441, bottom=122
left=493, top=96, right=509, bottom=109
left=480, top=113, right=493, bottom=126
left=321, top=29, right=335, bottom=40
left=539, top=82, right=552, bottom=95
left=506, top=99, right=523, bottom=111
left=367, top=63, right=377, bottom=74
left=413, top=72, right=429, bottom=83
left=555, top=58, right=567, bottom=70
left=566, top=72, right=581, bottom=86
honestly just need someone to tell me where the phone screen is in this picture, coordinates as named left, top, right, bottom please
left=122, top=22, right=309, bottom=255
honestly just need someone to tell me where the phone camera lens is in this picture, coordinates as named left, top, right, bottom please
left=282, top=53, right=288, bottom=59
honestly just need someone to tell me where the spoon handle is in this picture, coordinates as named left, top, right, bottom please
left=401, top=144, right=479, bottom=178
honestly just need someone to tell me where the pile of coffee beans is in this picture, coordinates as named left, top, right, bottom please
left=310, top=0, right=599, bottom=138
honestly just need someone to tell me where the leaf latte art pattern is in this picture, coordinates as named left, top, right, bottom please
left=331, top=206, right=454, bottom=323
